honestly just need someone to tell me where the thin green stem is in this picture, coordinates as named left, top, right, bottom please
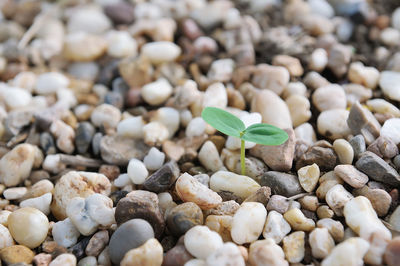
left=240, top=136, right=246, bottom=176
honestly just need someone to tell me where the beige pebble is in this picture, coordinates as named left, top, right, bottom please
left=321, top=237, right=369, bottom=266
left=263, top=210, right=291, bottom=244
left=334, top=165, right=368, bottom=188
left=49, top=253, right=77, bottom=266
left=297, top=163, right=320, bottom=192
left=205, top=215, right=233, bottom=242
left=312, top=84, right=347, bottom=112
left=317, top=218, right=344, bottom=242
left=309, top=228, right=335, bottom=259
left=325, top=184, right=353, bottom=216
left=249, top=239, right=289, bottom=266
left=298, top=195, right=319, bottom=211
left=285, top=95, right=311, bottom=127
left=317, top=109, right=351, bottom=140
left=121, top=238, right=163, bottom=266
left=283, top=208, right=315, bottom=232
left=272, top=55, right=304, bottom=77
left=317, top=205, right=334, bottom=219
left=283, top=231, right=305, bottom=263
left=63, top=32, right=107, bottom=62
left=333, top=139, right=354, bottom=164
left=348, top=62, right=380, bottom=89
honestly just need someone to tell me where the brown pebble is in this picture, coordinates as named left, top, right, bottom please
left=162, top=244, right=193, bottom=266
left=0, top=245, right=35, bottom=264
left=33, top=253, right=52, bottom=266
left=99, top=164, right=120, bottom=181
left=384, top=236, right=400, bottom=266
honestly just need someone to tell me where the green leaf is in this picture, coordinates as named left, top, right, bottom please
left=201, top=107, right=245, bottom=138
left=241, top=123, right=288, bottom=145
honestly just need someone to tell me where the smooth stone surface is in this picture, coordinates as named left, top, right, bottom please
left=260, top=172, right=303, bottom=197
left=297, top=163, right=320, bottom=192
left=52, top=218, right=80, bottom=248
left=263, top=210, right=291, bottom=244
left=349, top=134, right=366, bottom=159
left=333, top=139, right=354, bottom=164
left=321, top=237, right=369, bottom=266
left=198, top=141, right=223, bottom=172
left=141, top=41, right=181, bottom=64
left=284, top=208, right=315, bottom=232
left=381, top=118, right=400, bottom=145
left=309, top=228, right=335, bottom=259
left=312, top=84, right=346, bottom=111
left=120, top=238, right=163, bottom=266
left=317, top=109, right=351, bottom=140
left=283, top=231, right=305, bottom=263
left=0, top=245, right=35, bottom=265
left=379, top=71, right=400, bottom=101
left=355, top=151, right=400, bottom=186
left=143, top=161, right=180, bottom=193
left=206, top=242, right=245, bottom=266
left=334, top=165, right=368, bottom=188
left=0, top=224, right=13, bottom=249
left=347, top=101, right=381, bottom=144
left=249, top=239, right=289, bottom=266
left=109, top=219, right=154, bottom=265
left=325, top=184, right=353, bottom=216
left=167, top=202, right=204, bottom=237
left=184, top=225, right=223, bottom=259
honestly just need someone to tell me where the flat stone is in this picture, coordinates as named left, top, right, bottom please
left=349, top=135, right=366, bottom=159
left=347, top=101, right=381, bottom=144
left=260, top=172, right=303, bottom=197
left=115, top=190, right=165, bottom=238
left=334, top=164, right=369, bottom=188
left=356, top=151, right=400, bottom=186
left=249, top=128, right=295, bottom=172
left=296, top=145, right=338, bottom=171
left=100, top=135, right=150, bottom=165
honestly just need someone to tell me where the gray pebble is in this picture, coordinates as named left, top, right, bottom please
left=260, top=172, right=303, bottom=197
left=40, top=132, right=56, bottom=155
left=143, top=161, right=180, bottom=193
left=91, top=132, right=103, bottom=156
left=349, top=134, right=366, bottom=159
left=75, top=122, right=95, bottom=154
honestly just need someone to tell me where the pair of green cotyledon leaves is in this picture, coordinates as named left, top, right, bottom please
left=201, top=107, right=289, bottom=146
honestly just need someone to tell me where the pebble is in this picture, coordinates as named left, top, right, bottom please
left=333, top=138, right=354, bottom=164
left=282, top=231, right=305, bottom=263
left=141, top=41, right=181, bottom=64
left=384, top=236, right=400, bottom=266
left=3, top=187, right=27, bottom=200
left=121, top=238, right=163, bottom=266
left=349, top=134, right=366, bottom=159
left=380, top=27, right=400, bottom=46
left=109, top=219, right=155, bottom=265
left=309, top=48, right=328, bottom=72
left=321, top=237, right=369, bottom=266
left=51, top=171, right=111, bottom=220
left=249, top=128, right=295, bottom=172
left=198, top=141, right=223, bottom=172
left=344, top=83, right=373, bottom=105
left=117, top=116, right=145, bottom=139
left=91, top=103, right=121, bottom=129
left=262, top=210, right=291, bottom=244
left=251, top=89, right=292, bottom=129
left=67, top=7, right=111, bottom=34
left=68, top=62, right=99, bottom=81
left=78, top=256, right=97, bottom=266
left=210, top=171, right=260, bottom=200
left=35, top=72, right=69, bottom=95
left=8, top=207, right=49, bottom=248
left=272, top=55, right=303, bottom=77
left=283, top=207, right=315, bottom=232
left=353, top=186, right=391, bottom=217
left=344, top=196, right=392, bottom=265
left=299, top=195, right=319, bottom=211
left=49, top=253, right=77, bottom=266
left=309, top=227, right=335, bottom=259
left=231, top=202, right=267, bottom=244
left=186, top=117, right=206, bottom=137
left=355, top=151, right=400, bottom=186
left=348, top=62, right=380, bottom=89
left=33, top=253, right=52, bottom=266
left=297, top=163, right=320, bottom=192
left=100, top=135, right=149, bottom=165
left=317, top=109, right=351, bottom=139
left=249, top=239, right=288, bottom=266
left=389, top=206, right=400, bottom=231
left=142, top=78, right=173, bottom=106
left=208, top=59, right=235, bottom=82
left=163, top=242, right=193, bottom=266
left=252, top=64, right=290, bottom=95
left=260, top=171, right=303, bottom=197
left=0, top=144, right=39, bottom=187
left=184, top=225, right=224, bottom=259
left=327, top=43, right=352, bottom=78
left=0, top=245, right=35, bottom=264
left=367, top=98, right=400, bottom=117
left=334, top=164, right=368, bottom=188
left=20, top=192, right=52, bottom=215
left=176, top=173, right=222, bottom=210
left=294, top=122, right=317, bottom=145
left=106, top=30, right=137, bottom=58
left=325, top=184, right=353, bottom=216
left=347, top=101, right=381, bottom=144
left=115, top=190, right=164, bottom=238
left=317, top=218, right=344, bottom=242
left=381, top=118, right=400, bottom=145
left=206, top=242, right=245, bottom=266
left=52, top=218, right=80, bottom=248
left=380, top=71, right=400, bottom=102
left=285, top=95, right=311, bottom=127
left=205, top=215, right=233, bottom=242
left=75, top=122, right=95, bottom=154
left=127, top=158, right=148, bottom=185
left=0, top=224, right=13, bottom=249
left=312, top=84, right=347, bottom=112
left=167, top=202, right=203, bottom=237
left=202, top=82, right=228, bottom=109
left=63, top=32, right=108, bottom=61
left=104, top=1, right=135, bottom=24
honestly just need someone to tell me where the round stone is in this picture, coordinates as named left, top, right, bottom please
left=167, top=202, right=204, bottom=237
left=184, top=225, right=224, bottom=259
left=8, top=207, right=49, bottom=248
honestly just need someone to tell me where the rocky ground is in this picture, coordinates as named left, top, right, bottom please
left=0, top=0, right=399, bottom=265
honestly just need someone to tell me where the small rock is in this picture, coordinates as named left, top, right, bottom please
left=167, top=202, right=203, bottom=237
left=35, top=72, right=69, bottom=95
left=389, top=206, right=400, bottom=231
left=0, top=245, right=35, bottom=265
left=206, top=242, right=245, bottom=266
left=252, top=64, right=290, bottom=95
left=104, top=1, right=135, bottom=24
left=100, top=135, right=149, bottom=165
left=141, top=41, right=181, bottom=64
left=8, top=207, right=49, bottom=248
left=127, top=158, right=148, bottom=185
left=344, top=196, right=392, bottom=265
left=381, top=118, right=400, bottom=145
left=205, top=215, right=233, bottom=242
left=263, top=210, right=291, bottom=244
left=283, top=208, right=315, bottom=232
left=184, top=225, right=223, bottom=259
left=78, top=256, right=96, bottom=266
left=251, top=90, right=292, bottom=129
left=366, top=98, right=400, bottom=118
left=143, top=161, right=179, bottom=193
left=121, top=238, right=163, bottom=266
left=210, top=171, right=260, bottom=200
left=317, top=205, right=335, bottom=219
left=0, top=224, right=13, bottom=249
left=325, top=184, right=353, bottom=216
left=198, top=141, right=223, bottom=172
left=327, top=43, right=352, bottom=78
left=67, top=7, right=111, bottom=34
left=384, top=236, right=400, bottom=266
left=297, top=163, right=320, bottom=192
left=266, top=195, right=290, bottom=214
left=321, top=237, right=369, bottom=266
left=349, top=134, right=366, bottom=159
left=353, top=186, right=392, bottom=217
left=63, top=32, right=107, bottom=61
left=86, top=230, right=109, bottom=257
left=202, top=82, right=228, bottom=109
left=355, top=151, right=400, bottom=186
left=231, top=202, right=267, bottom=244
left=249, top=128, right=295, bottom=172
left=260, top=172, right=303, bottom=197
left=207, top=200, right=240, bottom=216
left=3, top=187, right=27, bottom=200
left=49, top=253, right=77, bottom=266
left=109, top=219, right=155, bottom=265
left=91, top=103, right=121, bottom=130
left=299, top=195, right=319, bottom=211
left=317, top=109, right=351, bottom=140
left=143, top=147, right=165, bottom=171
left=163, top=243, right=193, bottom=266
left=33, top=253, right=52, bottom=266
left=348, top=62, right=380, bottom=89
left=334, top=165, right=368, bottom=188
left=52, top=218, right=80, bottom=248
left=282, top=231, right=305, bottom=263
left=309, top=48, right=328, bottom=72
left=186, top=117, right=206, bottom=137
left=207, top=59, right=235, bottom=82
left=20, top=192, right=52, bottom=215
left=309, top=228, right=335, bottom=259
left=106, top=30, right=137, bottom=58
left=285, top=95, right=312, bottom=127
left=75, top=122, right=95, bottom=154
left=347, top=101, right=381, bottom=144
left=115, top=190, right=164, bottom=238
left=294, top=122, right=317, bottom=145
left=344, top=83, right=373, bottom=105
left=249, top=239, right=288, bottom=266
left=333, top=138, right=354, bottom=164
left=312, top=84, right=347, bottom=112
left=243, top=186, right=271, bottom=205
left=272, top=55, right=303, bottom=77
left=143, top=121, right=170, bottom=145
left=317, top=218, right=344, bottom=242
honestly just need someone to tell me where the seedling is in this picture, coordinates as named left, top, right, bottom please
left=201, top=107, right=289, bottom=175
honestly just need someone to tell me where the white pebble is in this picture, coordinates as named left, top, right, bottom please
left=141, top=41, right=181, bottom=64
left=114, top=174, right=132, bottom=188
left=202, top=82, right=228, bottom=109
left=326, top=184, right=353, bottom=216
left=143, top=147, right=165, bottom=171
left=52, top=218, right=81, bottom=248
left=321, top=237, right=369, bottom=266
left=2, top=86, right=32, bottom=110
left=141, top=78, right=173, bottom=106
left=151, top=107, right=180, bottom=138
left=184, top=225, right=223, bottom=259
left=117, top=116, right=144, bottom=139
left=0, top=224, right=13, bottom=249
left=67, top=8, right=111, bottom=34
left=263, top=210, right=291, bottom=244
left=380, top=118, right=400, bottom=144
left=393, top=7, right=400, bottom=30
left=91, top=103, right=121, bottom=129
left=294, top=122, right=317, bottom=145
left=142, top=121, right=170, bottom=145
left=317, top=109, right=351, bottom=140
left=312, top=84, right=347, bottom=112
left=210, top=171, right=260, bottom=200
left=20, top=192, right=52, bottom=215
left=3, top=187, right=27, bottom=200
left=186, top=117, right=206, bottom=137
left=49, top=253, right=77, bottom=266
left=106, top=30, right=137, bottom=58
left=198, top=141, right=223, bottom=172
left=35, top=72, right=69, bottom=95
left=57, top=88, right=77, bottom=109
left=127, top=158, right=149, bottom=185
left=309, top=227, right=335, bottom=259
